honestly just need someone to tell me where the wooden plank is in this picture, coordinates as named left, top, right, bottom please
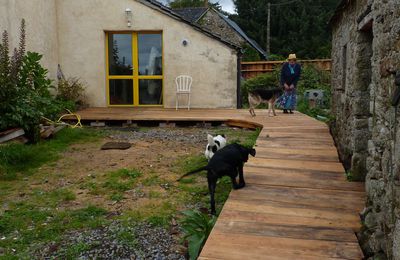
left=255, top=139, right=337, bottom=150
left=214, top=221, right=358, bottom=242
left=254, top=147, right=338, bottom=156
left=243, top=167, right=365, bottom=191
left=246, top=158, right=345, bottom=172
left=0, top=128, right=25, bottom=143
left=229, top=183, right=365, bottom=207
left=223, top=200, right=361, bottom=228
left=254, top=150, right=339, bottom=162
left=217, top=209, right=360, bottom=230
left=201, top=233, right=362, bottom=260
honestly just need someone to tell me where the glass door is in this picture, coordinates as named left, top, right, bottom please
left=106, top=32, right=163, bottom=106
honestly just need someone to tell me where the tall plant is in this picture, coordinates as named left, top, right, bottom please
left=180, top=210, right=216, bottom=260
left=0, top=20, right=62, bottom=143
left=0, top=19, right=27, bottom=132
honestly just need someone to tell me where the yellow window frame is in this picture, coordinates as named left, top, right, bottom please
left=105, top=31, right=164, bottom=107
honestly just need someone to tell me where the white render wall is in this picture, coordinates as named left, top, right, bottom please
left=0, top=0, right=238, bottom=108
left=0, top=0, right=59, bottom=80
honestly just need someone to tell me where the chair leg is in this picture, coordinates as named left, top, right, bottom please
left=188, top=93, right=191, bottom=110
left=176, top=93, right=178, bottom=110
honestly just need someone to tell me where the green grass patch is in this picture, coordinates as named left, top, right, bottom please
left=64, top=242, right=92, bottom=259
left=0, top=204, right=107, bottom=257
left=142, top=174, right=160, bottom=186
left=30, top=188, right=76, bottom=208
left=116, top=229, right=138, bottom=247
left=103, top=168, right=142, bottom=192
left=148, top=190, right=162, bottom=199
left=81, top=181, right=101, bottom=195
left=122, top=201, right=176, bottom=227
left=110, top=193, right=124, bottom=202
left=176, top=154, right=208, bottom=174
left=0, top=128, right=103, bottom=180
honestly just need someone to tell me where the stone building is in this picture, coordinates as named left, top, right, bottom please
left=173, top=7, right=267, bottom=59
left=330, top=0, right=400, bottom=258
left=0, top=0, right=244, bottom=108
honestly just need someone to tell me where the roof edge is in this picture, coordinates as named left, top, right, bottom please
left=212, top=9, right=267, bottom=59
left=137, top=0, right=241, bottom=51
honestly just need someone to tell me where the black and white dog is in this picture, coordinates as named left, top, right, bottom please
left=204, top=134, right=227, bottom=160
left=178, top=143, right=256, bottom=215
left=248, top=88, right=283, bottom=117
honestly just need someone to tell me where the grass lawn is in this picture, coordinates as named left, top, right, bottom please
left=0, top=126, right=260, bottom=259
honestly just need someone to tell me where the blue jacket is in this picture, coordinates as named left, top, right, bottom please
left=280, top=62, right=301, bottom=86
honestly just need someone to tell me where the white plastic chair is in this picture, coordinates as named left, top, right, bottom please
left=175, top=75, right=192, bottom=110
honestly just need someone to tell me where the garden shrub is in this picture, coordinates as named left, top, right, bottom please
left=0, top=20, right=74, bottom=142
left=57, top=77, right=87, bottom=109
left=296, top=65, right=332, bottom=120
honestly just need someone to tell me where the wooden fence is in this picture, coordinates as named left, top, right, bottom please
left=241, top=59, right=332, bottom=79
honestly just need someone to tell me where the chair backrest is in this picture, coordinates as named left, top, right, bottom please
left=176, top=75, right=192, bottom=92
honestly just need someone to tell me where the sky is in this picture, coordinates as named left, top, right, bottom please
left=212, top=0, right=235, bottom=14
left=159, top=0, right=236, bottom=14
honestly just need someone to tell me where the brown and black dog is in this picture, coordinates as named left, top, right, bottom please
left=248, top=88, right=283, bottom=117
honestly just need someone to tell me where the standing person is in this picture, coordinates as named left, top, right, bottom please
left=279, top=54, right=301, bottom=114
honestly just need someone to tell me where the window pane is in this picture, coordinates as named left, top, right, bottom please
left=109, top=79, right=133, bottom=105
left=108, top=34, right=133, bottom=75
left=139, top=79, right=162, bottom=105
left=138, top=34, right=162, bottom=75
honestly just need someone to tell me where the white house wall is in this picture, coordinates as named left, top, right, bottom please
left=0, top=0, right=59, bottom=80
left=0, top=0, right=238, bottom=108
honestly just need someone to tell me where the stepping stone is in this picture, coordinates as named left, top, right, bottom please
left=101, top=142, right=132, bottom=150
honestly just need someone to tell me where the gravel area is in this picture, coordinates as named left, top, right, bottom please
left=32, top=221, right=185, bottom=260
left=107, top=127, right=214, bottom=144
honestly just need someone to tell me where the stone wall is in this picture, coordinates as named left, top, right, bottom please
left=330, top=0, right=400, bottom=258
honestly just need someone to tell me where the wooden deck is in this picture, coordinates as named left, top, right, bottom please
left=71, top=108, right=365, bottom=259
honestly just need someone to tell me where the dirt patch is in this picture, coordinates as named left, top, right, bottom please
left=30, top=127, right=212, bottom=212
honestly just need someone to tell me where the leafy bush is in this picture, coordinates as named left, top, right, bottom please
left=296, top=65, right=332, bottom=120
left=296, top=64, right=331, bottom=97
left=180, top=210, right=216, bottom=260
left=0, top=20, right=75, bottom=142
left=57, top=77, right=87, bottom=109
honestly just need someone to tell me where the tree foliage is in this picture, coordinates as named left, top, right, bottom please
left=168, top=0, right=221, bottom=10
left=231, top=0, right=339, bottom=59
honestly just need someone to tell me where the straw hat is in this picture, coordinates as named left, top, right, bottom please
left=288, top=54, right=297, bottom=60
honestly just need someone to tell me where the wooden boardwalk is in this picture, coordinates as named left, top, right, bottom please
left=71, top=108, right=365, bottom=259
